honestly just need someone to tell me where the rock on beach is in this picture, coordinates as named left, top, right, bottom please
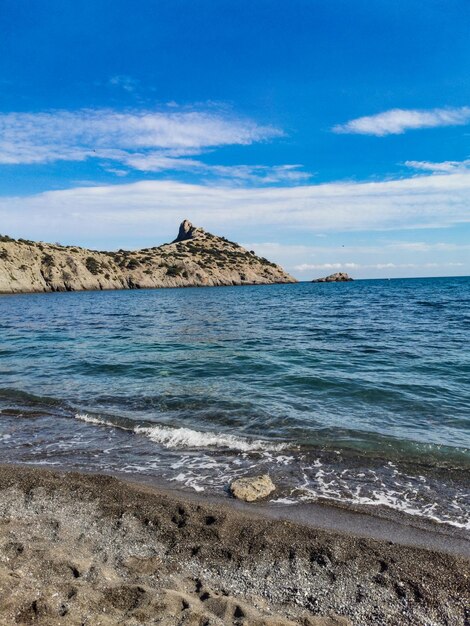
left=230, top=474, right=276, bottom=502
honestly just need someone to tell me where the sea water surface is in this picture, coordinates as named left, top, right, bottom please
left=0, top=278, right=469, bottom=530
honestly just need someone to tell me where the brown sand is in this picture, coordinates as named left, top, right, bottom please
left=0, top=464, right=468, bottom=625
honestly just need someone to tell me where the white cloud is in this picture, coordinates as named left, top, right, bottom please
left=295, top=262, right=360, bottom=271
left=0, top=107, right=282, bottom=170
left=405, top=159, right=470, bottom=173
left=294, top=262, right=464, bottom=272
left=1, top=171, right=470, bottom=244
left=333, top=106, right=470, bottom=136
left=239, top=240, right=468, bottom=279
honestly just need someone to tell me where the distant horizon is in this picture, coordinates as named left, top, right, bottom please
left=303, top=274, right=470, bottom=282
left=1, top=1, right=469, bottom=280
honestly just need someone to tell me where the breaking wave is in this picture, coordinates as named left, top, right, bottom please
left=74, top=413, right=287, bottom=452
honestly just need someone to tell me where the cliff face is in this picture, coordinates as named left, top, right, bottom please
left=0, top=221, right=296, bottom=294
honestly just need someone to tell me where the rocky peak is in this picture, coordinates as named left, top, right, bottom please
left=173, top=220, right=205, bottom=243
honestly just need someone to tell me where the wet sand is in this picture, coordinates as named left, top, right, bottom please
left=0, top=464, right=468, bottom=625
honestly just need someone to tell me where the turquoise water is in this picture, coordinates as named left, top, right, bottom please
left=0, top=278, right=469, bottom=528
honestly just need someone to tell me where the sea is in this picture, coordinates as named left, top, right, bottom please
left=0, top=277, right=469, bottom=530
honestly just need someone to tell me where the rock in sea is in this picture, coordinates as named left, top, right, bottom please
left=312, top=272, right=353, bottom=283
left=230, top=475, right=275, bottom=502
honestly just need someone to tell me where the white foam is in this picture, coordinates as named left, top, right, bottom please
left=75, top=413, right=287, bottom=452
left=295, top=468, right=470, bottom=530
left=171, top=471, right=205, bottom=492
left=271, top=497, right=298, bottom=505
left=75, top=413, right=114, bottom=427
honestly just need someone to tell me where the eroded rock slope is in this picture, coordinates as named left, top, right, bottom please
left=0, top=220, right=296, bottom=293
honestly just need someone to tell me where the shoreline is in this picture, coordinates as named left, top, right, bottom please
left=2, top=398, right=468, bottom=532
left=2, top=275, right=470, bottom=297
left=0, top=279, right=296, bottom=297
left=0, top=463, right=468, bottom=625
left=3, top=460, right=470, bottom=554
left=115, top=468, right=470, bottom=558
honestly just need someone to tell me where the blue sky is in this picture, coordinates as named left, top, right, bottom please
left=1, top=0, right=469, bottom=278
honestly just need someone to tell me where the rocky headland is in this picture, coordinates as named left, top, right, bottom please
left=0, top=220, right=296, bottom=294
left=312, top=273, right=353, bottom=283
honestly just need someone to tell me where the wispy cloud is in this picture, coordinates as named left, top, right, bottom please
left=242, top=241, right=470, bottom=257
left=405, top=159, right=470, bottom=173
left=390, top=241, right=470, bottom=252
left=108, top=75, right=140, bottom=92
left=204, top=164, right=310, bottom=184
left=0, top=108, right=293, bottom=182
left=333, top=106, right=470, bottom=136
left=121, top=153, right=310, bottom=182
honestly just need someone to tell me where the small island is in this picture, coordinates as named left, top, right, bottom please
left=312, top=272, right=353, bottom=283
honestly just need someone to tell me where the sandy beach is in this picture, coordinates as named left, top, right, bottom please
left=0, top=464, right=468, bottom=626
